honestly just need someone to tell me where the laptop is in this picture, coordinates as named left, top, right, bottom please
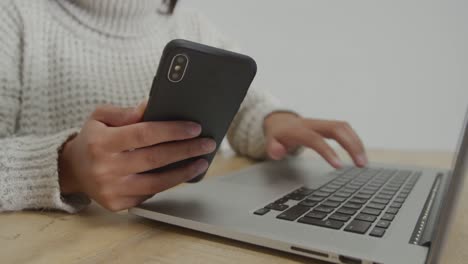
left=129, top=112, right=467, bottom=264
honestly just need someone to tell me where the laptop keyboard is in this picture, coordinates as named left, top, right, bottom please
left=253, top=167, right=421, bottom=238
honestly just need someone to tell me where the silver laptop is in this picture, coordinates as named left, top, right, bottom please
left=130, top=112, right=467, bottom=264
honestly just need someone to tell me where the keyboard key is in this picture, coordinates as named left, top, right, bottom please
left=398, top=171, right=412, bottom=177
left=367, top=203, right=386, bottom=210
left=253, top=208, right=270, bottom=215
left=335, top=166, right=352, bottom=175
left=345, top=169, right=363, bottom=177
left=381, top=170, right=397, bottom=177
left=337, top=207, right=358, bottom=216
left=343, top=203, right=362, bottom=210
left=376, top=194, right=393, bottom=200
left=275, top=197, right=289, bottom=204
left=329, top=213, right=351, bottom=222
left=348, top=183, right=362, bottom=189
left=381, top=213, right=395, bottom=221
left=298, top=217, right=345, bottom=230
left=277, top=205, right=309, bottom=221
left=299, top=200, right=317, bottom=207
left=295, top=187, right=315, bottom=196
left=386, top=208, right=399, bottom=214
left=370, top=227, right=386, bottom=237
left=342, top=188, right=358, bottom=193
left=266, top=203, right=289, bottom=211
left=344, top=220, right=372, bottom=234
left=334, top=179, right=349, bottom=185
left=380, top=191, right=396, bottom=196
left=386, top=184, right=401, bottom=189
left=363, top=186, right=379, bottom=192
left=355, top=194, right=372, bottom=200
left=328, top=196, right=347, bottom=203
left=397, top=193, right=408, bottom=199
left=362, top=169, right=381, bottom=177
left=321, top=187, right=337, bottom=193
left=285, top=193, right=306, bottom=201
left=322, top=201, right=341, bottom=208
left=355, top=213, right=377, bottom=222
left=394, top=198, right=405, bottom=203
left=315, top=205, right=334, bottom=213
left=376, top=220, right=391, bottom=229
left=307, top=196, right=324, bottom=202
left=305, top=211, right=327, bottom=219
left=390, top=202, right=403, bottom=208
left=361, top=208, right=382, bottom=216
left=327, top=183, right=343, bottom=189
left=372, top=198, right=390, bottom=205
left=313, top=191, right=331, bottom=197
left=335, top=192, right=352, bottom=198
left=359, top=190, right=375, bottom=195
left=349, top=198, right=367, bottom=204
left=367, top=183, right=381, bottom=188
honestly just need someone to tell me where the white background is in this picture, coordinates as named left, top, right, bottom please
left=182, top=0, right=468, bottom=151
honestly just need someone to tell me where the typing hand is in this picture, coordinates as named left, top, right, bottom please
left=263, top=112, right=367, bottom=168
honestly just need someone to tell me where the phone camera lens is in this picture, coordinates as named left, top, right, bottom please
left=176, top=56, right=185, bottom=64
left=171, top=72, right=180, bottom=80
left=168, top=54, right=189, bottom=83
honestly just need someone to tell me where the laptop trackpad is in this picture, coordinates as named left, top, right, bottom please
left=219, top=156, right=335, bottom=190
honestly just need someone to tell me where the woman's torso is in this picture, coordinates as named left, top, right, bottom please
left=15, top=0, right=211, bottom=136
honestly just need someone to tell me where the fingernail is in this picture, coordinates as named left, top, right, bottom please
left=193, top=159, right=209, bottom=175
left=187, top=123, right=202, bottom=136
left=269, top=151, right=283, bottom=161
left=332, top=157, right=343, bottom=169
left=269, top=153, right=281, bottom=160
left=357, top=154, right=368, bottom=166
left=200, top=139, right=216, bottom=152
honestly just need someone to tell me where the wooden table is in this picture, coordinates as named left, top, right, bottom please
left=1, top=149, right=465, bottom=264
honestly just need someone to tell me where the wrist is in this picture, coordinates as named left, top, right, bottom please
left=58, top=136, right=80, bottom=194
left=264, top=111, right=301, bottom=131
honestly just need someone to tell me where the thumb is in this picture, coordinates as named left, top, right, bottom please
left=91, top=99, right=148, bottom=127
left=266, top=137, right=288, bottom=160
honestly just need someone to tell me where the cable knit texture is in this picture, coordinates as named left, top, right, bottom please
left=0, top=0, right=281, bottom=213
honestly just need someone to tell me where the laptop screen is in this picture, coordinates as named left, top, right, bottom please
left=426, top=110, right=468, bottom=264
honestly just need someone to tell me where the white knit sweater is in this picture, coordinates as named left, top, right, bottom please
left=0, top=0, right=281, bottom=213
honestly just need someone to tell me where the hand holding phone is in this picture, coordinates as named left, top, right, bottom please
left=143, top=39, right=257, bottom=182
left=58, top=103, right=217, bottom=211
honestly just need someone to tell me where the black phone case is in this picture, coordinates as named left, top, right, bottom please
left=143, top=39, right=257, bottom=182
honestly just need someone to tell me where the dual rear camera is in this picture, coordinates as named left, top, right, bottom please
left=168, top=54, right=189, bottom=82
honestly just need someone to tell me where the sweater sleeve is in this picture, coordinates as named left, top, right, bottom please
left=0, top=1, right=89, bottom=213
left=185, top=11, right=285, bottom=159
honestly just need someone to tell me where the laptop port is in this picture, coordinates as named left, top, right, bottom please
left=339, top=255, right=362, bottom=264
left=290, top=246, right=328, bottom=258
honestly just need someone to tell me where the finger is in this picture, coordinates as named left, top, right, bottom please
left=121, top=159, right=209, bottom=196
left=91, top=99, right=147, bottom=127
left=117, top=138, right=216, bottom=174
left=266, top=137, right=288, bottom=160
left=106, top=121, right=202, bottom=151
left=303, top=119, right=367, bottom=167
left=277, top=128, right=343, bottom=168
left=100, top=196, right=151, bottom=212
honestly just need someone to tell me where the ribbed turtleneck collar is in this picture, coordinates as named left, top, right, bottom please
left=55, top=0, right=164, bottom=37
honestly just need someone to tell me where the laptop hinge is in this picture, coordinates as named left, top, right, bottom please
left=409, top=173, right=447, bottom=246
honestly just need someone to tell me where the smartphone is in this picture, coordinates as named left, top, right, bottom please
left=143, top=39, right=257, bottom=182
